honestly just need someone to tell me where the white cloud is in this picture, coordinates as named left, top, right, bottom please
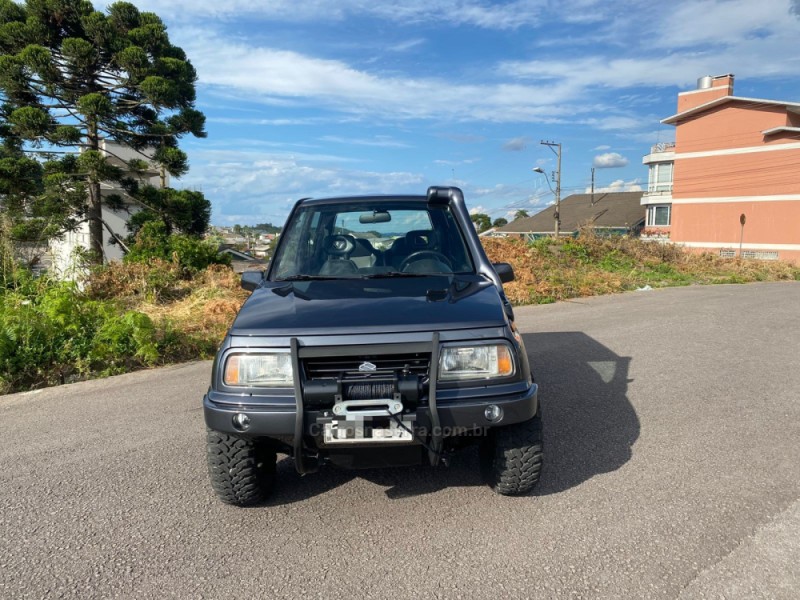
left=500, top=13, right=800, bottom=92
left=178, top=148, right=425, bottom=224
left=207, top=117, right=330, bottom=126
left=594, top=144, right=611, bottom=150
left=164, top=1, right=800, bottom=136
left=593, top=152, right=629, bottom=168
left=583, top=116, right=646, bottom=131
left=653, top=0, right=792, bottom=49
left=123, top=0, right=548, bottom=30
left=585, top=179, right=642, bottom=193
left=502, top=136, right=530, bottom=151
left=387, top=39, right=426, bottom=53
left=318, top=135, right=410, bottom=148
left=433, top=158, right=480, bottom=166
left=176, top=30, right=602, bottom=124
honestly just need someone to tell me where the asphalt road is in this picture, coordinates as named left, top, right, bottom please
left=2, top=282, right=799, bottom=599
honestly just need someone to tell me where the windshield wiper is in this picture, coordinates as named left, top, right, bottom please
left=361, top=272, right=429, bottom=279
left=275, top=275, right=342, bottom=282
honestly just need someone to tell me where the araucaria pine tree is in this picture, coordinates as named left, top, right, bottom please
left=0, top=0, right=207, bottom=263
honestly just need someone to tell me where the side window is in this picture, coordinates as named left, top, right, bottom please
left=431, top=206, right=473, bottom=272
left=272, top=208, right=322, bottom=278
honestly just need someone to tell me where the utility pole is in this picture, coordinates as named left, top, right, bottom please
left=591, top=167, right=595, bottom=206
left=541, top=140, right=562, bottom=237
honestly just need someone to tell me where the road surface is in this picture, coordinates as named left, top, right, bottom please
left=1, top=282, right=799, bottom=599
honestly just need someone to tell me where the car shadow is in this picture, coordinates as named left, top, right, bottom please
left=261, top=331, right=638, bottom=504
left=262, top=452, right=485, bottom=505
left=260, top=457, right=355, bottom=506
left=524, top=331, right=639, bottom=496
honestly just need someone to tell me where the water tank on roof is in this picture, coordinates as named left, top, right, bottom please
left=697, top=76, right=713, bottom=89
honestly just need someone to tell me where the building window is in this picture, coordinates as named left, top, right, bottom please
left=647, top=205, right=671, bottom=226
left=648, top=162, right=673, bottom=193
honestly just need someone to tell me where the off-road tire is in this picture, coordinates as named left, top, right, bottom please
left=206, top=429, right=277, bottom=506
left=480, top=411, right=543, bottom=495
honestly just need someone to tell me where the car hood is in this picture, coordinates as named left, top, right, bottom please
left=229, top=275, right=508, bottom=336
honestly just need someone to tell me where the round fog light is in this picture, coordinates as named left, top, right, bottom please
left=484, top=404, right=503, bottom=423
left=232, top=412, right=250, bottom=431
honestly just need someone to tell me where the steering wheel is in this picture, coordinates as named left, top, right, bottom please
left=399, top=250, right=453, bottom=272
left=324, top=234, right=356, bottom=257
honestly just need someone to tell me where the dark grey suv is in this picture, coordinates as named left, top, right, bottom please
left=204, top=187, right=542, bottom=505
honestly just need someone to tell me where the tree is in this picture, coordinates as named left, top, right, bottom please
left=0, top=125, right=86, bottom=263
left=492, top=217, right=508, bottom=228
left=254, top=222, right=281, bottom=234
left=470, top=213, right=491, bottom=234
left=0, top=0, right=207, bottom=264
left=126, top=187, right=210, bottom=238
left=514, top=209, right=529, bottom=221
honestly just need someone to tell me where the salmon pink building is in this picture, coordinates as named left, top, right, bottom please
left=641, top=74, right=800, bottom=262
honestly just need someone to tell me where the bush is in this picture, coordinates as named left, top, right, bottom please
left=90, top=310, right=159, bottom=373
left=0, top=269, right=163, bottom=393
left=124, top=221, right=230, bottom=274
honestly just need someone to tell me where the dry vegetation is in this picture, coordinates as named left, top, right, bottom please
left=90, top=233, right=800, bottom=350
left=93, top=234, right=800, bottom=339
left=86, top=261, right=250, bottom=360
left=481, top=232, right=800, bottom=305
left=4, top=234, right=798, bottom=393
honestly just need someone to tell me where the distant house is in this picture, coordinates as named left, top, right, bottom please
left=497, top=191, right=645, bottom=239
left=218, top=245, right=265, bottom=273
left=49, top=139, right=164, bottom=275
left=642, top=73, right=800, bottom=262
left=250, top=244, right=272, bottom=258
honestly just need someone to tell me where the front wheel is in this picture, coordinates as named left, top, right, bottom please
left=480, top=412, right=543, bottom=495
left=206, top=429, right=277, bottom=506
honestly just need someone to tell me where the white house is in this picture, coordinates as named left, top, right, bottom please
left=49, top=139, right=165, bottom=275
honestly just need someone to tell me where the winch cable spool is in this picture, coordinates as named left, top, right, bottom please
left=345, top=381, right=394, bottom=400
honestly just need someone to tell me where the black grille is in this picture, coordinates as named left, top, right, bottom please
left=303, top=353, right=430, bottom=379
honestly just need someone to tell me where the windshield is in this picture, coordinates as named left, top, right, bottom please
left=270, top=200, right=475, bottom=280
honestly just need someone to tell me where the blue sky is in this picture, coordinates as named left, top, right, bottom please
left=108, top=0, right=800, bottom=226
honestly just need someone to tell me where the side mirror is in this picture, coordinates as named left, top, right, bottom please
left=492, top=262, right=515, bottom=283
left=241, top=270, right=263, bottom=291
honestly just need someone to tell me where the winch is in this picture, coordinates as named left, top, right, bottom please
left=304, top=371, right=424, bottom=445
left=303, top=371, right=425, bottom=408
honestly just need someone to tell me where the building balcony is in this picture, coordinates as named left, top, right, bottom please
left=643, top=142, right=676, bottom=165
left=641, top=187, right=673, bottom=205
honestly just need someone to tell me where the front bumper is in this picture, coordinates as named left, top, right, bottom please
left=205, top=330, right=536, bottom=472
left=203, top=382, right=538, bottom=440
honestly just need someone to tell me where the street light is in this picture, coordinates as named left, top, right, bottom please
left=532, top=166, right=561, bottom=237
left=532, top=167, right=554, bottom=192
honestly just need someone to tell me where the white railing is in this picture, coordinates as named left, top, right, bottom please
left=645, top=185, right=673, bottom=194
left=650, top=142, right=676, bottom=153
